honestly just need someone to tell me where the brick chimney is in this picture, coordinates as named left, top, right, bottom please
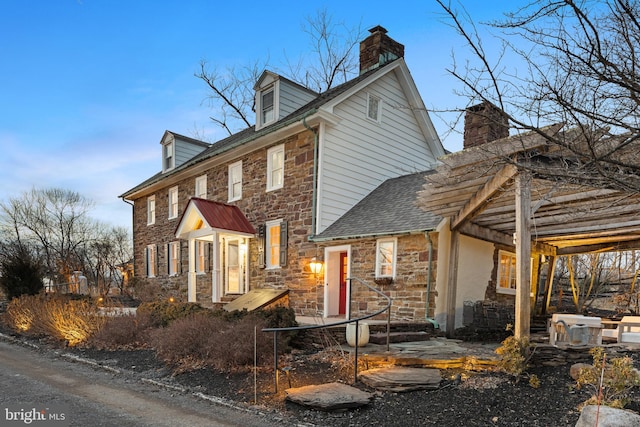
left=359, top=26, right=404, bottom=74
left=463, top=102, right=509, bottom=149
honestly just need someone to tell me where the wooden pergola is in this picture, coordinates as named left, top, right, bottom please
left=418, top=125, right=640, bottom=337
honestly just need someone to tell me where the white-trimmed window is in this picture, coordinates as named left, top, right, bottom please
left=147, top=196, right=155, bottom=225
left=376, top=238, right=397, bottom=278
left=261, top=88, right=275, bottom=125
left=168, top=186, right=178, bottom=219
left=163, top=142, right=175, bottom=172
left=266, top=144, right=284, bottom=192
left=146, top=244, right=157, bottom=278
left=228, top=161, right=242, bottom=201
left=266, top=220, right=281, bottom=268
left=497, top=250, right=534, bottom=295
left=196, top=240, right=206, bottom=274
left=168, top=242, right=180, bottom=276
left=195, top=175, right=207, bottom=199
left=497, top=251, right=517, bottom=294
left=366, top=93, right=382, bottom=122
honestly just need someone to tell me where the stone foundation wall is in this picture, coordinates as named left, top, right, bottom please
left=463, top=300, right=515, bottom=330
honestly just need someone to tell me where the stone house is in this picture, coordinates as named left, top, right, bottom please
left=120, top=26, right=447, bottom=321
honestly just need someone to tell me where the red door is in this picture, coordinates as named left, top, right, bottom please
left=338, top=252, right=347, bottom=315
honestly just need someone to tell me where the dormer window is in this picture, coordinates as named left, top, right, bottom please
left=163, top=142, right=175, bottom=171
left=262, top=89, right=274, bottom=125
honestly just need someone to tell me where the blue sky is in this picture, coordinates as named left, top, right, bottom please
left=1, top=0, right=511, bottom=229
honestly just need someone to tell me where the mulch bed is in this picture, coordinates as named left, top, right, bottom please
left=2, top=321, right=640, bottom=426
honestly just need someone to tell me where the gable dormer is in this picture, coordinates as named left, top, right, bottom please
left=254, top=71, right=317, bottom=130
left=161, top=131, right=210, bottom=173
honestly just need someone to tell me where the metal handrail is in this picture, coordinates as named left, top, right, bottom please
left=262, top=277, right=392, bottom=392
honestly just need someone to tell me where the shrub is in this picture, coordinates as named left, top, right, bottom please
left=151, top=311, right=274, bottom=372
left=495, top=325, right=538, bottom=386
left=255, top=305, right=298, bottom=329
left=137, top=300, right=206, bottom=327
left=4, top=294, right=38, bottom=333
left=5, top=294, right=105, bottom=346
left=575, top=347, right=640, bottom=408
left=213, top=306, right=299, bottom=348
left=87, top=312, right=154, bottom=350
left=0, top=246, right=44, bottom=299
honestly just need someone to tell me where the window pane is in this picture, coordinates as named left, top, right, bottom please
left=196, top=241, right=205, bottom=273
left=498, top=252, right=519, bottom=292
left=262, top=90, right=274, bottom=123
left=368, top=96, right=379, bottom=120
left=195, top=176, right=206, bottom=198
left=169, top=188, right=178, bottom=218
left=270, top=150, right=283, bottom=187
left=377, top=240, right=394, bottom=277
left=268, top=224, right=280, bottom=267
left=169, top=242, right=179, bottom=275
left=229, top=162, right=242, bottom=199
left=267, top=147, right=284, bottom=190
left=227, top=241, right=240, bottom=293
left=147, top=197, right=155, bottom=224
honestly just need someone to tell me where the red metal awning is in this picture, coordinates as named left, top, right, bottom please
left=175, top=197, right=256, bottom=236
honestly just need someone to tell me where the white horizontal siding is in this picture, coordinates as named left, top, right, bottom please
left=317, top=72, right=438, bottom=232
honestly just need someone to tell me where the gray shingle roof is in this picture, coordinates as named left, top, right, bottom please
left=313, top=171, right=441, bottom=241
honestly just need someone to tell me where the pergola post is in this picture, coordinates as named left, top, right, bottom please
left=543, top=255, right=557, bottom=315
left=445, top=230, right=460, bottom=336
left=515, top=171, right=532, bottom=339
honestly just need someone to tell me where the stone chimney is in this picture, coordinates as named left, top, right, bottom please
left=359, top=26, right=404, bottom=74
left=463, top=102, right=509, bottom=149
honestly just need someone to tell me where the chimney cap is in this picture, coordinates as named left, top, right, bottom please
left=368, top=25, right=388, bottom=34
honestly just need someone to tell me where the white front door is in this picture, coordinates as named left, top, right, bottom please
left=225, top=238, right=247, bottom=294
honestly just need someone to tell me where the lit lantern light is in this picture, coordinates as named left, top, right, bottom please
left=309, top=257, right=324, bottom=277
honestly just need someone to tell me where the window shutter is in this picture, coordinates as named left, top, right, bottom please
left=166, top=243, right=170, bottom=275
left=178, top=242, right=183, bottom=274
left=146, top=247, right=151, bottom=276
left=154, top=245, right=159, bottom=276
left=279, top=221, right=288, bottom=267
left=258, top=224, right=266, bottom=268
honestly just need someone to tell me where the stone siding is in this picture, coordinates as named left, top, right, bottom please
left=132, top=130, right=319, bottom=308
left=317, top=232, right=438, bottom=321
left=131, top=129, right=435, bottom=320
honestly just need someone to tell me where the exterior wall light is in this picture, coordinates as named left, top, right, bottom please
left=309, top=257, right=324, bottom=276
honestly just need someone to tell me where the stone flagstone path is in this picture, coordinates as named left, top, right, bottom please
left=285, top=382, right=373, bottom=410
left=358, top=366, right=441, bottom=392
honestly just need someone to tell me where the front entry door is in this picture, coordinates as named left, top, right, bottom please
left=338, top=252, right=347, bottom=315
left=225, top=239, right=241, bottom=294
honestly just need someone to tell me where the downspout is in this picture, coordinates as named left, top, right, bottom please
left=302, top=113, right=319, bottom=239
left=425, top=231, right=439, bottom=329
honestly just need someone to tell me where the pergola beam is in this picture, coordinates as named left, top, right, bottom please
left=557, top=238, right=640, bottom=255
left=451, top=164, right=518, bottom=230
